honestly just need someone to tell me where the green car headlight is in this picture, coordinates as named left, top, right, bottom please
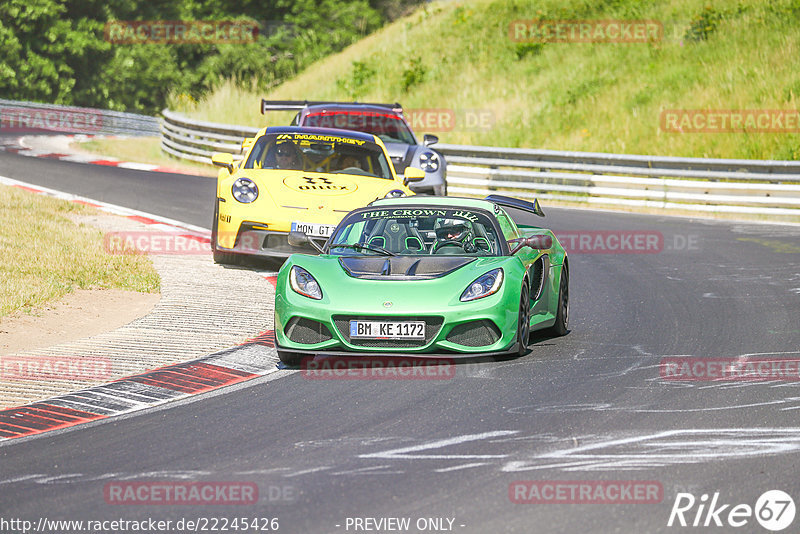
left=419, top=151, right=439, bottom=172
left=290, top=266, right=322, bottom=300
left=461, top=268, right=503, bottom=302
left=232, top=177, right=258, bottom=203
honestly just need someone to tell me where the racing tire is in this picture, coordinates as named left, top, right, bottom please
left=211, top=203, right=240, bottom=265
left=517, top=281, right=531, bottom=357
left=213, top=249, right=240, bottom=265
left=549, top=266, right=569, bottom=336
left=277, top=349, right=303, bottom=367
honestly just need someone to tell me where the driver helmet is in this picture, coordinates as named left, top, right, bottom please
left=275, top=141, right=302, bottom=168
left=434, top=218, right=473, bottom=244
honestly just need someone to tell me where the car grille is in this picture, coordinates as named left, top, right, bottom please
left=285, top=317, right=332, bottom=344
left=333, top=315, right=443, bottom=348
left=445, top=320, right=501, bottom=347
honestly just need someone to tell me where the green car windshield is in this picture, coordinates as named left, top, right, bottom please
left=244, top=132, right=394, bottom=179
left=328, top=207, right=503, bottom=257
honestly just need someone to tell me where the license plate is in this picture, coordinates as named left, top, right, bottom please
left=349, top=320, right=425, bottom=339
left=291, top=221, right=336, bottom=238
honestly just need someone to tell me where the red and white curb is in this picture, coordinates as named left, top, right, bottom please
left=0, top=135, right=201, bottom=176
left=0, top=174, right=210, bottom=239
left=0, top=175, right=283, bottom=442
left=0, top=333, right=279, bottom=441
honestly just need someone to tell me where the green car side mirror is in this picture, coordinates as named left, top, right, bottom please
left=510, top=235, right=553, bottom=255
left=288, top=230, right=324, bottom=253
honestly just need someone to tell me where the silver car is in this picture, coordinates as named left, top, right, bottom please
left=261, top=100, right=447, bottom=196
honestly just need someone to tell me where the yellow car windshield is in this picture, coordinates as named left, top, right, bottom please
left=244, top=133, right=393, bottom=180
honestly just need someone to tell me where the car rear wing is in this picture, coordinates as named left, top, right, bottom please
left=261, top=99, right=403, bottom=115
left=485, top=194, right=545, bottom=217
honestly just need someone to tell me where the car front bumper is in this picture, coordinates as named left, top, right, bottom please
left=275, top=280, right=521, bottom=356
left=216, top=227, right=322, bottom=258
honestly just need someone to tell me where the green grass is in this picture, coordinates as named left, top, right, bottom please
left=0, top=186, right=160, bottom=318
left=177, top=0, right=800, bottom=160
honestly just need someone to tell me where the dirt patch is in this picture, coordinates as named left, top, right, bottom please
left=0, top=289, right=160, bottom=355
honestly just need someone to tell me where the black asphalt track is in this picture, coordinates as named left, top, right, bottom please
left=1, top=146, right=799, bottom=533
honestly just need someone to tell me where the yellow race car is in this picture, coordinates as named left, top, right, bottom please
left=210, top=126, right=424, bottom=264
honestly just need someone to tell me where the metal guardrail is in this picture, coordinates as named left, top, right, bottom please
left=435, top=144, right=800, bottom=174
left=0, top=99, right=159, bottom=136
left=160, top=109, right=800, bottom=217
left=161, top=109, right=258, bottom=163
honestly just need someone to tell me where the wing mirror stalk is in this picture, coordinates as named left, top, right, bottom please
left=403, top=166, right=426, bottom=186
left=288, top=230, right=325, bottom=254
left=510, top=235, right=552, bottom=255
left=211, top=152, right=235, bottom=173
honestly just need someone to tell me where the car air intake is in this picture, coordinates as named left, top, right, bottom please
left=339, top=256, right=474, bottom=280
left=446, top=320, right=501, bottom=347
left=285, top=317, right=332, bottom=344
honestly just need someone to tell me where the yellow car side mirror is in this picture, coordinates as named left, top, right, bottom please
left=211, top=152, right=234, bottom=173
left=403, top=166, right=425, bottom=185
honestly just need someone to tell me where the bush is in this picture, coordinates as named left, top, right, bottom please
left=684, top=6, right=722, bottom=42
left=1, top=0, right=425, bottom=113
left=336, top=60, right=377, bottom=100
left=400, top=56, right=426, bottom=92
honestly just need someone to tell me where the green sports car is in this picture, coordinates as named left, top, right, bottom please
left=273, top=195, right=569, bottom=365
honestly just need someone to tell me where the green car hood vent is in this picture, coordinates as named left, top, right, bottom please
left=339, top=256, right=476, bottom=280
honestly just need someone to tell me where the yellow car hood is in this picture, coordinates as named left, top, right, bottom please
left=218, top=168, right=413, bottom=231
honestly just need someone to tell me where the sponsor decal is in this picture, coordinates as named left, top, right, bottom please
left=283, top=175, right=357, bottom=195
left=359, top=208, right=476, bottom=220
left=275, top=133, right=366, bottom=146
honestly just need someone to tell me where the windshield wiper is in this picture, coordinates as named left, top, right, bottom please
left=329, top=242, right=395, bottom=256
